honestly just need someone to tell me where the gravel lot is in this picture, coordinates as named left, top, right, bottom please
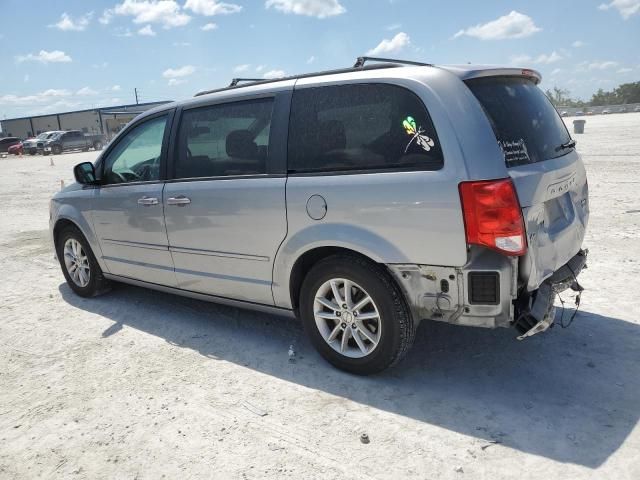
left=1, top=114, right=639, bottom=479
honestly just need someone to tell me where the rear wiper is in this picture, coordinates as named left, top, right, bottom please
left=555, top=139, right=576, bottom=152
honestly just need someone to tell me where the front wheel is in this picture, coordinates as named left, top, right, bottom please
left=93, top=141, right=103, bottom=150
left=52, top=145, right=62, bottom=155
left=299, top=254, right=415, bottom=375
left=56, top=226, right=111, bottom=297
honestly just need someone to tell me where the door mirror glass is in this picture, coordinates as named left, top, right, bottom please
left=74, top=162, right=97, bottom=184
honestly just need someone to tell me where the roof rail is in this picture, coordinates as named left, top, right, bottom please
left=229, top=78, right=265, bottom=87
left=353, top=56, right=432, bottom=68
left=194, top=57, right=431, bottom=97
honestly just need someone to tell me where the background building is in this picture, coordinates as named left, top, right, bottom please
left=0, top=101, right=172, bottom=140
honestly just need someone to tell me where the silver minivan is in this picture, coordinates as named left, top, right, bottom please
left=51, top=58, right=589, bottom=374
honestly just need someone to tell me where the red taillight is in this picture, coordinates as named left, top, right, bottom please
left=459, top=178, right=527, bottom=256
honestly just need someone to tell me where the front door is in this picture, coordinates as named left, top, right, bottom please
left=92, top=112, right=176, bottom=286
left=163, top=95, right=288, bottom=305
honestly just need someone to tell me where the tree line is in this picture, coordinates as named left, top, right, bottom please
left=545, top=81, right=640, bottom=108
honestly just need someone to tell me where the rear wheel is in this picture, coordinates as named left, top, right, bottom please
left=56, top=226, right=110, bottom=297
left=299, top=254, right=415, bottom=375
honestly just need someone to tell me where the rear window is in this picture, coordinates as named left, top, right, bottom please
left=466, top=77, right=572, bottom=167
left=288, top=83, right=443, bottom=173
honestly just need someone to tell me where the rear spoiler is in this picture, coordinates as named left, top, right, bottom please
left=438, top=66, right=542, bottom=85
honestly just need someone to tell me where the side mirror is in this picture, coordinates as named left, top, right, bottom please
left=73, top=162, right=97, bottom=185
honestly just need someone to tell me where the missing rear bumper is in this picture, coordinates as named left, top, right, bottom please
left=514, top=249, right=587, bottom=339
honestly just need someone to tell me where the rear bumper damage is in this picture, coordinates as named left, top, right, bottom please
left=513, top=249, right=587, bottom=339
left=388, top=248, right=588, bottom=339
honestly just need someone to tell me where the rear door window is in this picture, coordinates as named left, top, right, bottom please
left=174, top=98, right=274, bottom=179
left=466, top=77, right=573, bottom=167
left=288, top=83, right=443, bottom=173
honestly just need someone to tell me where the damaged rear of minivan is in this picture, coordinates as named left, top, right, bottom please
left=463, top=72, right=589, bottom=339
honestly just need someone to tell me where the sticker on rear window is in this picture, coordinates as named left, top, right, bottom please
left=403, top=116, right=435, bottom=153
left=499, top=139, right=531, bottom=167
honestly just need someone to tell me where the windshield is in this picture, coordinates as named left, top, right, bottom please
left=466, top=77, right=572, bottom=167
left=36, top=133, right=49, bottom=139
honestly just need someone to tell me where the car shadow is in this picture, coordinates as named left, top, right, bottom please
left=59, top=282, right=639, bottom=468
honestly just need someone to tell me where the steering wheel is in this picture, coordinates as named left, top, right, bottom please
left=111, top=171, right=129, bottom=183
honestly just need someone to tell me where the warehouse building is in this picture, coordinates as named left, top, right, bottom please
left=0, top=101, right=171, bottom=140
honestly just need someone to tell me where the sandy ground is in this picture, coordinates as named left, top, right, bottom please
left=0, top=114, right=639, bottom=479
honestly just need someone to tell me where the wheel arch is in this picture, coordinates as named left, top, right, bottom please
left=273, top=223, right=413, bottom=311
left=287, top=246, right=381, bottom=312
left=52, top=211, right=109, bottom=273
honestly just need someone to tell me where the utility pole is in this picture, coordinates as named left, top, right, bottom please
left=134, top=88, right=139, bottom=105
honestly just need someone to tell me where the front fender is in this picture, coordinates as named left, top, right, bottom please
left=272, top=223, right=409, bottom=309
left=51, top=191, right=108, bottom=273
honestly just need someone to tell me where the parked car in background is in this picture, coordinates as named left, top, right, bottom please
left=560, top=111, right=569, bottom=117
left=575, top=111, right=584, bottom=116
left=635, top=106, right=640, bottom=112
left=8, top=141, right=23, bottom=155
left=43, top=130, right=105, bottom=155
left=0, top=136, right=22, bottom=153
left=619, top=107, right=627, bottom=113
left=22, top=131, right=61, bottom=155
left=51, top=59, right=589, bottom=374
left=602, top=109, right=610, bottom=115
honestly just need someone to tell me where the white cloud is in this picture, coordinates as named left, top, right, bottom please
left=111, top=85, right=122, bottom=91
left=366, top=32, right=410, bottom=56
left=617, top=67, right=633, bottom=73
left=201, top=22, right=218, bottom=30
left=113, top=0, right=191, bottom=28
left=50, top=12, right=93, bottom=31
left=0, top=89, right=72, bottom=106
left=454, top=11, right=541, bottom=40
left=588, top=60, right=618, bottom=70
left=114, top=28, right=133, bottom=37
left=385, top=23, right=401, bottom=31
left=173, top=41, right=191, bottom=46
left=598, top=0, right=640, bottom=19
left=184, top=0, right=242, bottom=15
left=16, top=50, right=72, bottom=64
left=511, top=51, right=562, bottom=65
left=263, top=69, right=286, bottom=79
left=550, top=68, right=562, bottom=76
left=138, top=24, right=156, bottom=36
left=265, top=0, right=346, bottom=18
left=233, top=64, right=251, bottom=73
left=307, top=55, right=316, bottom=64
left=255, top=65, right=265, bottom=72
left=572, top=40, right=585, bottom=48
left=93, top=61, right=109, bottom=69
left=99, top=9, right=114, bottom=24
left=168, top=78, right=186, bottom=86
left=163, top=65, right=196, bottom=78
left=535, top=51, right=563, bottom=64
left=76, top=87, right=98, bottom=96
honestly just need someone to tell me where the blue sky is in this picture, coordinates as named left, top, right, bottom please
left=0, top=0, right=638, bottom=120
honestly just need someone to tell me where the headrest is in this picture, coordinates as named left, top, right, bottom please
left=226, top=129, right=258, bottom=158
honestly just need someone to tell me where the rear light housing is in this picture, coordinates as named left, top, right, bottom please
left=459, top=178, right=527, bottom=256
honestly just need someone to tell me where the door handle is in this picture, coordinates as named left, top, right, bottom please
left=167, top=195, right=191, bottom=206
left=137, top=196, right=159, bottom=206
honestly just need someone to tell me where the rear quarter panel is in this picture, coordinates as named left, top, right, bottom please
left=272, top=69, right=497, bottom=309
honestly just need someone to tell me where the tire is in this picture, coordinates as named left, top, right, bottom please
left=93, top=141, right=103, bottom=150
left=299, top=254, right=415, bottom=375
left=52, top=145, right=62, bottom=155
left=29, top=148, right=36, bottom=155
left=56, top=225, right=111, bottom=298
